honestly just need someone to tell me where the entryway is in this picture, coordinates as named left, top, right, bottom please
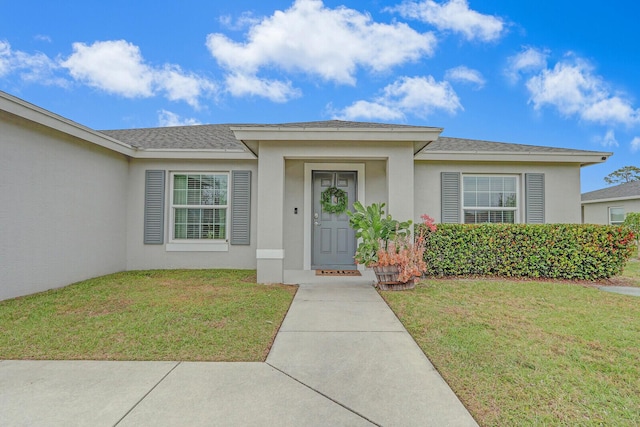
left=311, top=171, right=357, bottom=270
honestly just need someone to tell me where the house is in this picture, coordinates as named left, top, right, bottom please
left=0, top=91, right=611, bottom=300
left=581, top=181, right=640, bottom=224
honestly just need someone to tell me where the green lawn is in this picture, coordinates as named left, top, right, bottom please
left=0, top=270, right=296, bottom=361
left=382, top=268, right=640, bottom=426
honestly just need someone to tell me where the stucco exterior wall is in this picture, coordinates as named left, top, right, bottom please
left=0, top=112, right=129, bottom=300
left=414, top=161, right=582, bottom=224
left=582, top=199, right=640, bottom=224
left=125, top=159, right=258, bottom=270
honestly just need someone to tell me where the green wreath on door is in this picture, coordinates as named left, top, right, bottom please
left=321, top=186, right=348, bottom=214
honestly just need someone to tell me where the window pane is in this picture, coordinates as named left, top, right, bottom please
left=477, top=177, right=490, bottom=191
left=490, top=177, right=504, bottom=192
left=463, top=176, right=476, bottom=191
left=503, top=211, right=515, bottom=223
left=175, top=208, right=187, bottom=223
left=490, top=192, right=502, bottom=208
left=464, top=191, right=477, bottom=207
left=174, top=175, right=187, bottom=190
left=477, top=192, right=490, bottom=207
left=173, top=189, right=186, bottom=205
left=504, top=177, right=516, bottom=192
left=174, top=224, right=186, bottom=239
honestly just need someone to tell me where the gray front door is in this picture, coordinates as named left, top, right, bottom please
left=312, top=171, right=357, bottom=269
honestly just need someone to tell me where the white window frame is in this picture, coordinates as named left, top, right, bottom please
left=166, top=172, right=230, bottom=252
left=609, top=206, right=625, bottom=225
left=462, top=174, right=520, bottom=224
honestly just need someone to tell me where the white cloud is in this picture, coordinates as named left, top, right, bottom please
left=224, top=73, right=300, bottom=102
left=592, top=129, right=618, bottom=148
left=522, top=54, right=640, bottom=126
left=156, top=65, right=217, bottom=108
left=631, top=137, right=640, bottom=152
left=0, top=40, right=65, bottom=85
left=505, top=46, right=548, bottom=83
left=445, top=65, right=485, bottom=88
left=218, top=12, right=261, bottom=31
left=207, top=0, right=436, bottom=100
left=157, top=110, right=201, bottom=127
left=334, top=75, right=462, bottom=121
left=62, top=40, right=155, bottom=97
left=390, top=0, right=505, bottom=42
left=61, top=40, right=217, bottom=107
left=334, top=100, right=406, bottom=121
left=0, top=40, right=12, bottom=76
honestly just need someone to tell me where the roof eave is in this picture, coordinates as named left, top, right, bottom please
left=231, top=126, right=443, bottom=141
left=415, top=151, right=612, bottom=166
left=581, top=195, right=640, bottom=204
left=0, top=91, right=136, bottom=157
left=131, top=148, right=257, bottom=160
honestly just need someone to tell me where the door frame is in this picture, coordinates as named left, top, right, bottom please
left=303, top=163, right=366, bottom=270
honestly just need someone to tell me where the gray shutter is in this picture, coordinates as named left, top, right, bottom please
left=441, top=172, right=461, bottom=223
left=230, top=170, right=251, bottom=245
left=144, top=170, right=165, bottom=244
left=525, top=173, right=545, bottom=223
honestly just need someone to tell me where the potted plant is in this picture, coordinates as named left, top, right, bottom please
left=347, top=202, right=436, bottom=290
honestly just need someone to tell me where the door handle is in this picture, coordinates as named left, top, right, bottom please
left=314, top=221, right=321, bottom=226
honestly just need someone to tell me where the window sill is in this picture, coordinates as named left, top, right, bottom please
left=166, top=242, right=229, bottom=252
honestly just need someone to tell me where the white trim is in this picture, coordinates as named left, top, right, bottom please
left=416, top=151, right=610, bottom=166
left=166, top=243, right=229, bottom=252
left=257, top=249, right=285, bottom=259
left=303, top=163, right=366, bottom=270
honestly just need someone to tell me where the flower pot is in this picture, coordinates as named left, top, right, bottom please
left=373, top=265, right=416, bottom=291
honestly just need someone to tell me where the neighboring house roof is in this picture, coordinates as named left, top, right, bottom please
left=581, top=180, right=640, bottom=203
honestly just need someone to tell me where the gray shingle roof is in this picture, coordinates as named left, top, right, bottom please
left=581, top=180, right=640, bottom=201
left=99, top=120, right=439, bottom=150
left=424, top=136, right=605, bottom=155
left=100, top=124, right=245, bottom=150
left=99, top=121, right=606, bottom=158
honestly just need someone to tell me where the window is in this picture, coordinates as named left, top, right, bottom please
left=172, top=173, right=228, bottom=240
left=463, top=175, right=518, bottom=224
left=609, top=207, right=625, bottom=225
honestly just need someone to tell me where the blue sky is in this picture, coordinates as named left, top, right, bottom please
left=1, top=0, right=639, bottom=192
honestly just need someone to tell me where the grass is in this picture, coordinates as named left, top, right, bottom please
left=382, top=268, right=640, bottom=426
left=0, top=270, right=296, bottom=361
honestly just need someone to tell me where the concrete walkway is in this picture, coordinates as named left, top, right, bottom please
left=0, top=282, right=477, bottom=426
left=599, top=285, right=640, bottom=297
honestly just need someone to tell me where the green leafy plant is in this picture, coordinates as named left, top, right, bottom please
left=423, top=223, right=635, bottom=280
left=623, top=212, right=640, bottom=259
left=347, top=201, right=411, bottom=266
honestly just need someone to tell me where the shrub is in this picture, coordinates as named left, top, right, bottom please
left=421, top=223, right=634, bottom=280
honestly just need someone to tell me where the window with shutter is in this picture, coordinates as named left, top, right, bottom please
left=171, top=173, right=229, bottom=240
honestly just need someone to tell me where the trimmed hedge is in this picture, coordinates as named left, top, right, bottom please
left=421, top=223, right=634, bottom=280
